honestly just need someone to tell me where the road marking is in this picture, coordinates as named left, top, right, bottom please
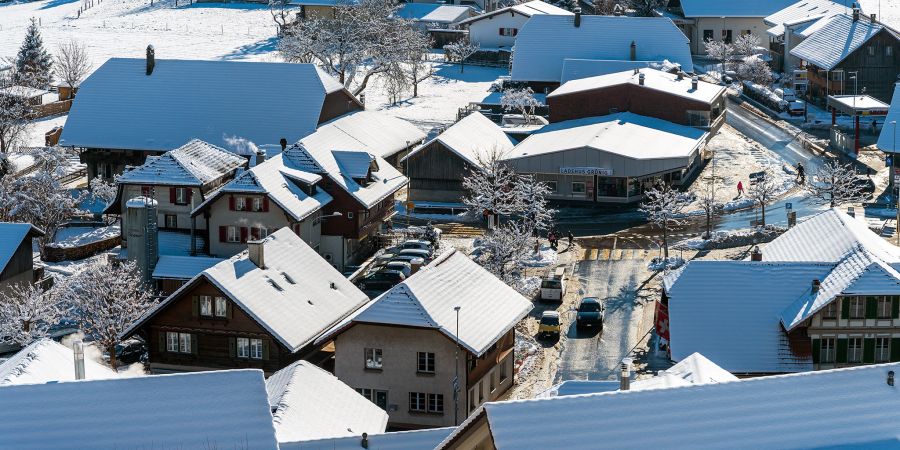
left=599, top=248, right=610, bottom=260
left=612, top=249, right=623, bottom=260
left=586, top=249, right=598, bottom=260
left=580, top=248, right=590, bottom=260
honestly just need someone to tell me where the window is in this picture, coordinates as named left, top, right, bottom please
left=365, top=348, right=383, bottom=370
left=250, top=338, right=264, bottom=359
left=235, top=197, right=248, bottom=211
left=886, top=46, right=894, bottom=57
left=179, top=333, right=191, bottom=353
left=822, top=301, right=838, bottom=319
left=571, top=181, right=586, bottom=196
left=876, top=337, right=890, bottom=363
left=468, top=389, right=475, bottom=412
left=214, top=297, right=227, bottom=317
left=252, top=197, right=264, bottom=212
left=237, top=337, right=250, bottom=358
left=820, top=338, right=836, bottom=363
left=164, top=214, right=177, bottom=229
left=489, top=372, right=495, bottom=393
left=347, top=211, right=354, bottom=219
left=199, top=295, right=213, bottom=317
left=848, top=337, right=863, bottom=363
left=357, top=388, right=388, bottom=410
left=850, top=297, right=865, bottom=319
left=832, top=70, right=844, bottom=82
left=417, top=352, right=435, bottom=373
left=499, top=357, right=508, bottom=382
left=478, top=381, right=484, bottom=403
left=166, top=331, right=179, bottom=352
left=546, top=181, right=558, bottom=193
left=742, top=29, right=751, bottom=36
left=174, top=187, right=189, bottom=205
left=721, top=29, right=733, bottom=44
left=409, top=392, right=427, bottom=412
left=703, top=29, right=714, bottom=41
left=498, top=27, right=518, bottom=36
left=878, top=297, right=892, bottom=319
left=427, top=394, right=444, bottom=413
left=227, top=226, right=240, bottom=243
left=868, top=45, right=876, bottom=56
left=141, top=186, right=153, bottom=196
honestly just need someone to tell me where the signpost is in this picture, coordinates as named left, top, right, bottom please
left=559, top=167, right=613, bottom=176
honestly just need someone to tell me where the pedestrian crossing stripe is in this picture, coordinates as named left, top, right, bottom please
left=579, top=248, right=652, bottom=261
left=586, top=249, right=598, bottom=260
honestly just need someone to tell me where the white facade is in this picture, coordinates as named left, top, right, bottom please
left=468, top=11, right=534, bottom=49
left=688, top=17, right=769, bottom=54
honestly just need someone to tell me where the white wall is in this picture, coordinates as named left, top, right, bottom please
left=206, top=194, right=321, bottom=258
left=691, top=17, right=768, bottom=55
left=467, top=12, right=532, bottom=49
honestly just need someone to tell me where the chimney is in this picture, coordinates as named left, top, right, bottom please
left=248, top=239, right=266, bottom=269
left=630, top=41, right=636, bottom=61
left=255, top=149, right=266, bottom=166
left=676, top=72, right=684, bottom=81
left=619, top=357, right=632, bottom=391
left=811, top=279, right=821, bottom=293
left=574, top=7, right=581, bottom=27
left=73, top=341, right=85, bottom=380
left=871, top=13, right=877, bottom=22
left=638, top=72, right=645, bottom=86
left=359, top=92, right=366, bottom=107
left=279, top=137, right=287, bottom=152
left=852, top=6, right=860, bottom=21
left=146, top=45, right=155, bottom=76
left=361, top=432, right=369, bottom=449
left=633, top=67, right=640, bottom=75
left=751, top=246, right=762, bottom=261
left=691, top=76, right=699, bottom=90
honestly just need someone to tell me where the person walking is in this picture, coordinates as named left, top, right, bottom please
left=796, top=163, right=805, bottom=185
left=737, top=180, right=744, bottom=197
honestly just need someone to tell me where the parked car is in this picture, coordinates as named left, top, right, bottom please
left=379, top=260, right=412, bottom=278
left=501, top=114, right=549, bottom=127
left=390, top=255, right=426, bottom=266
left=538, top=311, right=561, bottom=339
left=359, top=270, right=406, bottom=294
left=106, top=338, right=147, bottom=365
left=397, top=248, right=432, bottom=262
left=397, top=239, right=434, bottom=254
left=540, top=267, right=567, bottom=302
left=575, top=297, right=604, bottom=329
left=775, top=87, right=797, bottom=102
left=788, top=100, right=805, bottom=116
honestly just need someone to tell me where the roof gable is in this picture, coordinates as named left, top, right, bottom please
left=790, top=13, right=887, bottom=70
left=510, top=15, right=693, bottom=82
left=0, top=339, right=118, bottom=385
left=60, top=59, right=339, bottom=151
left=457, top=0, right=572, bottom=25
left=118, top=139, right=246, bottom=186
left=313, top=110, right=426, bottom=160
left=405, top=112, right=515, bottom=167
left=0, top=223, right=42, bottom=275
left=763, top=0, right=852, bottom=36
left=549, top=68, right=725, bottom=104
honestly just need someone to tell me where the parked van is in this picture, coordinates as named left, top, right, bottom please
left=775, top=88, right=797, bottom=102
left=540, top=267, right=567, bottom=302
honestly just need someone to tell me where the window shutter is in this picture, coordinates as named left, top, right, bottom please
left=240, top=227, right=248, bottom=243
left=498, top=28, right=503, bottom=35
left=246, top=197, right=253, bottom=211
left=169, top=188, right=176, bottom=204
left=892, top=338, right=900, bottom=362
left=191, top=334, right=198, bottom=355
left=219, top=226, right=227, bottom=242
left=841, top=298, right=850, bottom=319
left=864, top=338, right=876, bottom=363
left=836, top=338, right=848, bottom=363
left=229, top=195, right=235, bottom=211
left=262, top=340, right=270, bottom=360
left=866, top=296, right=878, bottom=319
left=893, top=296, right=900, bottom=319
left=159, top=332, right=166, bottom=353
left=229, top=337, right=236, bottom=357
left=250, top=227, right=259, bottom=240
left=811, top=338, right=820, bottom=364
left=263, top=197, right=270, bottom=212
left=226, top=301, right=233, bottom=319
left=191, top=296, right=199, bottom=318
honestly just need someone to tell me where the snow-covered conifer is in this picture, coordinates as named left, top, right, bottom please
left=15, top=18, right=53, bottom=88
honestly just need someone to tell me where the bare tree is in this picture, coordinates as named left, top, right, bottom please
left=0, top=282, right=65, bottom=347
left=736, top=55, right=773, bottom=86
left=54, top=39, right=92, bottom=94
left=268, top=0, right=293, bottom=35
left=809, top=160, right=868, bottom=208
left=63, top=260, right=156, bottom=369
left=704, top=38, right=734, bottom=77
left=462, top=147, right=524, bottom=221
left=628, top=0, right=663, bottom=16
left=0, top=74, right=32, bottom=155
left=640, top=184, right=690, bottom=259
left=89, top=176, right=119, bottom=211
left=500, top=87, right=543, bottom=125
left=517, top=174, right=555, bottom=234
left=732, top=33, right=761, bottom=57
left=471, top=221, right=533, bottom=288
left=444, top=39, right=479, bottom=73
left=698, top=159, right=722, bottom=239
left=747, top=171, right=779, bottom=226
left=407, top=32, right=434, bottom=98
left=593, top=0, right=619, bottom=14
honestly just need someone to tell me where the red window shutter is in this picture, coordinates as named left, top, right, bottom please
left=513, top=28, right=518, bottom=36
left=169, top=188, right=176, bottom=204
left=228, top=196, right=235, bottom=211
left=263, top=197, right=269, bottom=212
left=250, top=227, right=259, bottom=240
left=240, top=227, right=248, bottom=243
left=498, top=28, right=503, bottom=35
left=246, top=197, right=253, bottom=211
left=219, top=226, right=226, bottom=242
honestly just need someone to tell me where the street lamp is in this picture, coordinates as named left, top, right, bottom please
left=453, top=305, right=461, bottom=426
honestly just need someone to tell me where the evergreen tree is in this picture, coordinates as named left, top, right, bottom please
left=15, top=18, right=53, bottom=88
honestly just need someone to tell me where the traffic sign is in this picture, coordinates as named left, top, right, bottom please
left=785, top=202, right=793, bottom=210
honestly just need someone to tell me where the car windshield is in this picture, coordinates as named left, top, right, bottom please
left=541, top=280, right=561, bottom=289
left=579, top=301, right=601, bottom=312
left=541, top=316, right=560, bottom=326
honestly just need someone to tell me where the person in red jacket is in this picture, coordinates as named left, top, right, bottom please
left=737, top=180, right=744, bottom=197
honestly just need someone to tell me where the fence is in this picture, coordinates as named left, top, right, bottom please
left=30, top=99, right=72, bottom=119
left=829, top=127, right=856, bottom=156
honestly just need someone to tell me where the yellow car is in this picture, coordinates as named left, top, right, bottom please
left=538, top=311, right=561, bottom=339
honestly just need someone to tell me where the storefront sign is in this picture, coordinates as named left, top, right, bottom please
left=559, top=167, right=613, bottom=176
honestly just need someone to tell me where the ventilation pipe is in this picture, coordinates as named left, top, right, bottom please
left=361, top=432, right=369, bottom=449
left=691, top=76, right=699, bottom=90
left=751, top=246, right=762, bottom=261
left=574, top=7, right=581, bottom=27
left=280, top=137, right=288, bottom=152
left=871, top=13, right=877, bottom=22
left=638, top=73, right=645, bottom=86
left=630, top=41, right=636, bottom=61
left=619, top=357, right=632, bottom=390
left=852, top=5, right=860, bottom=21
left=73, top=341, right=85, bottom=381
left=812, top=279, right=821, bottom=293
left=146, top=45, right=155, bottom=76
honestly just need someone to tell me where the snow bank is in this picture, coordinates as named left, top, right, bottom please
left=673, top=225, right=785, bottom=251
left=522, top=246, right=558, bottom=268
left=514, top=331, right=539, bottom=380
left=648, top=257, right=685, bottom=271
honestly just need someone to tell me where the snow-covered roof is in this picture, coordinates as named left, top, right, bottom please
left=292, top=137, right=408, bottom=209
left=0, top=369, right=279, bottom=450
left=762, top=208, right=900, bottom=262
left=829, top=94, right=891, bottom=112
left=659, top=352, right=739, bottom=384
left=877, top=83, right=900, bottom=153
left=506, top=112, right=707, bottom=162
left=312, top=110, right=426, bottom=160
left=125, top=229, right=370, bottom=352
left=679, top=0, right=798, bottom=17
left=151, top=255, right=224, bottom=280
left=0, top=222, right=42, bottom=275
left=456, top=0, right=572, bottom=26
left=193, top=152, right=333, bottom=222
left=0, top=339, right=118, bottom=385
left=266, top=360, right=388, bottom=443
left=282, top=428, right=456, bottom=450
left=790, top=13, right=890, bottom=70
left=537, top=380, right=621, bottom=398
left=666, top=260, right=827, bottom=373
left=0, top=85, right=50, bottom=98
left=117, top=139, right=246, bottom=186
left=763, top=0, right=852, bottom=36
left=404, top=112, right=515, bottom=168
left=60, top=58, right=347, bottom=152
left=510, top=15, right=693, bottom=82
left=395, top=3, right=475, bottom=23
left=549, top=68, right=725, bottom=104
left=317, top=249, right=532, bottom=356
left=439, top=362, right=900, bottom=450
left=559, top=59, right=654, bottom=84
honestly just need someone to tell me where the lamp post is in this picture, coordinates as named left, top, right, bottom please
left=453, top=305, right=461, bottom=426
left=893, top=120, right=898, bottom=245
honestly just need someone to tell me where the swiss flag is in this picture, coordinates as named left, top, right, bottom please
left=655, top=301, right=670, bottom=342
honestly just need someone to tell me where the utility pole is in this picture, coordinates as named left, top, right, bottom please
left=453, top=306, right=461, bottom=426
left=892, top=120, right=898, bottom=245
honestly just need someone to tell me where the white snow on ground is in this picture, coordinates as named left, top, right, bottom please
left=50, top=224, right=119, bottom=248
left=22, top=114, right=68, bottom=148
left=522, top=245, right=558, bottom=268
left=514, top=330, right=539, bottom=381
left=648, top=256, right=684, bottom=271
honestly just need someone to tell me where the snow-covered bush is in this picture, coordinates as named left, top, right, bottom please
left=500, top=88, right=543, bottom=125
left=0, top=283, right=65, bottom=347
